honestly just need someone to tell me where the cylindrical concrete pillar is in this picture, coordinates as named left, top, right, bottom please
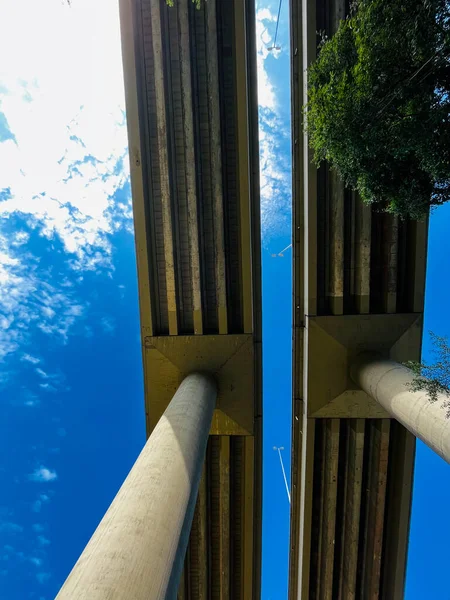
left=56, top=372, right=217, bottom=600
left=351, top=354, right=450, bottom=464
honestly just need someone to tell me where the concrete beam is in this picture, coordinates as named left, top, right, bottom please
left=119, top=0, right=154, bottom=338
left=296, top=417, right=316, bottom=600
left=241, top=436, right=255, bottom=599
left=178, top=0, right=203, bottom=335
left=384, top=214, right=398, bottom=314
left=189, top=465, right=208, bottom=599
left=316, top=419, right=340, bottom=600
left=328, top=169, right=344, bottom=316
left=351, top=354, right=450, bottom=464
left=56, top=373, right=216, bottom=600
left=360, top=420, right=390, bottom=598
left=354, top=196, right=371, bottom=315
left=338, top=419, right=365, bottom=600
left=327, top=0, right=345, bottom=316
left=234, top=0, right=254, bottom=334
left=381, top=423, right=416, bottom=598
left=218, top=437, right=231, bottom=598
left=205, top=0, right=228, bottom=335
left=150, top=0, right=178, bottom=335
left=411, top=218, right=428, bottom=313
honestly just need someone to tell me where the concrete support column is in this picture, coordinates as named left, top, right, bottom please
left=351, top=354, right=450, bottom=464
left=56, top=372, right=217, bottom=600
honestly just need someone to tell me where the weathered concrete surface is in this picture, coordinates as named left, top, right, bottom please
left=56, top=373, right=217, bottom=600
left=351, top=354, right=450, bottom=464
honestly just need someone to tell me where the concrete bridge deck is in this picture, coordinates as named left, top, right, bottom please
left=120, top=0, right=262, bottom=597
left=289, top=0, right=429, bottom=597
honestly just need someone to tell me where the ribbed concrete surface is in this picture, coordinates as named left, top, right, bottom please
left=122, top=0, right=262, bottom=597
left=136, top=0, right=244, bottom=336
left=289, top=0, right=428, bottom=597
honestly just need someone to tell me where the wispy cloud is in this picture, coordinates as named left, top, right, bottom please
left=259, top=113, right=291, bottom=239
left=0, top=0, right=131, bottom=270
left=35, top=368, right=49, bottom=379
left=100, top=316, right=115, bottom=335
left=31, top=495, right=50, bottom=514
left=24, top=392, right=39, bottom=408
left=21, top=354, right=40, bottom=365
left=29, top=467, right=57, bottom=483
left=36, top=572, right=51, bottom=584
left=37, top=535, right=50, bottom=547
left=255, top=8, right=278, bottom=110
left=0, top=236, right=88, bottom=361
left=255, top=4, right=292, bottom=244
left=0, top=521, right=23, bottom=534
left=1, top=545, right=25, bottom=563
left=0, top=520, right=53, bottom=586
left=0, top=0, right=132, bottom=366
left=39, top=383, right=56, bottom=392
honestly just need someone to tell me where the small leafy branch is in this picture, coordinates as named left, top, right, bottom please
left=405, top=332, right=450, bottom=417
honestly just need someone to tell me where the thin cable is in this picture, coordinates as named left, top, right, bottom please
left=273, top=0, right=283, bottom=49
left=274, top=446, right=290, bottom=504
left=271, top=243, right=292, bottom=258
left=278, top=243, right=292, bottom=255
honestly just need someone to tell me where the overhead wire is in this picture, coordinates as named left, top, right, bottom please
left=267, top=0, right=283, bottom=51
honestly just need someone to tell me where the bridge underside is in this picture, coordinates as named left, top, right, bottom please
left=120, top=0, right=262, bottom=597
left=121, top=0, right=431, bottom=596
left=289, top=0, right=428, bottom=598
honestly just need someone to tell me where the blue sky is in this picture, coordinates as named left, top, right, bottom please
left=405, top=202, right=450, bottom=599
left=0, top=1, right=145, bottom=597
left=0, top=0, right=448, bottom=599
left=255, top=2, right=292, bottom=599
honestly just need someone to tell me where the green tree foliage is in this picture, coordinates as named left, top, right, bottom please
left=306, top=0, right=450, bottom=219
left=405, top=332, right=450, bottom=416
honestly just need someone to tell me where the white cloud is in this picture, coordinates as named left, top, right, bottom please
left=32, top=524, right=45, bottom=533
left=255, top=8, right=279, bottom=110
left=0, top=522, right=23, bottom=533
left=255, top=3, right=292, bottom=243
left=36, top=572, right=51, bottom=584
left=10, top=231, right=30, bottom=247
left=0, top=0, right=131, bottom=268
left=32, top=494, right=50, bottom=513
left=259, top=113, right=291, bottom=239
left=30, top=557, right=42, bottom=567
left=0, top=545, right=25, bottom=563
left=24, top=392, right=39, bottom=408
left=39, top=383, right=56, bottom=392
left=37, top=536, right=50, bottom=547
left=0, top=0, right=132, bottom=363
left=29, top=467, right=57, bottom=483
left=100, top=316, right=115, bottom=335
left=21, top=354, right=40, bottom=365
left=0, top=236, right=87, bottom=361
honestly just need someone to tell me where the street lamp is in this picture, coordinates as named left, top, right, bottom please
left=273, top=446, right=290, bottom=504
left=271, top=243, right=292, bottom=258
